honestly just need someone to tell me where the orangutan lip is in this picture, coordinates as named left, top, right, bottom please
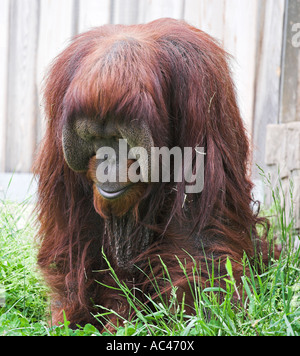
left=97, top=186, right=130, bottom=200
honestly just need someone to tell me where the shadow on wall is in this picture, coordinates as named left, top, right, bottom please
left=0, top=172, right=266, bottom=207
left=0, top=173, right=37, bottom=203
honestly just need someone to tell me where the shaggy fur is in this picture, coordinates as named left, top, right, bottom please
left=34, top=18, right=275, bottom=329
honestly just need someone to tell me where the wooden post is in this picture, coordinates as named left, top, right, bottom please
left=252, top=0, right=285, bottom=178
left=5, top=0, right=40, bottom=173
left=265, top=0, right=300, bottom=229
left=0, top=0, right=9, bottom=173
left=279, top=0, right=300, bottom=123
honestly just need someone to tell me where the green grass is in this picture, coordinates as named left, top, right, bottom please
left=0, top=199, right=102, bottom=336
left=0, top=173, right=300, bottom=336
left=0, top=200, right=49, bottom=336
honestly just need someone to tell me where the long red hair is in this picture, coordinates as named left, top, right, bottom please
left=34, top=18, right=273, bottom=328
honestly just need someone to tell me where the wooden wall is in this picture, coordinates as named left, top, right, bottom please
left=0, top=0, right=285, bottom=173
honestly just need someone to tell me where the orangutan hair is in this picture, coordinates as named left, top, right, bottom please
left=34, top=18, right=275, bottom=329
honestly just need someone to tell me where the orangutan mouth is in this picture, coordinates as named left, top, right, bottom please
left=97, top=185, right=131, bottom=200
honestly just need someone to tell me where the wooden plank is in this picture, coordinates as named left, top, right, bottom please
left=6, top=0, right=40, bottom=173
left=186, top=0, right=257, bottom=134
left=36, top=0, right=75, bottom=143
left=183, top=0, right=203, bottom=29
left=138, top=0, right=184, bottom=23
left=111, top=0, right=140, bottom=25
left=0, top=0, right=9, bottom=173
left=111, top=0, right=185, bottom=26
left=252, top=0, right=285, bottom=178
left=78, top=0, right=111, bottom=32
left=279, top=0, right=300, bottom=123
left=223, top=0, right=259, bottom=134
left=191, top=0, right=226, bottom=42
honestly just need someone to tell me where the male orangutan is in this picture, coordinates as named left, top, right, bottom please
left=34, top=18, right=274, bottom=329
